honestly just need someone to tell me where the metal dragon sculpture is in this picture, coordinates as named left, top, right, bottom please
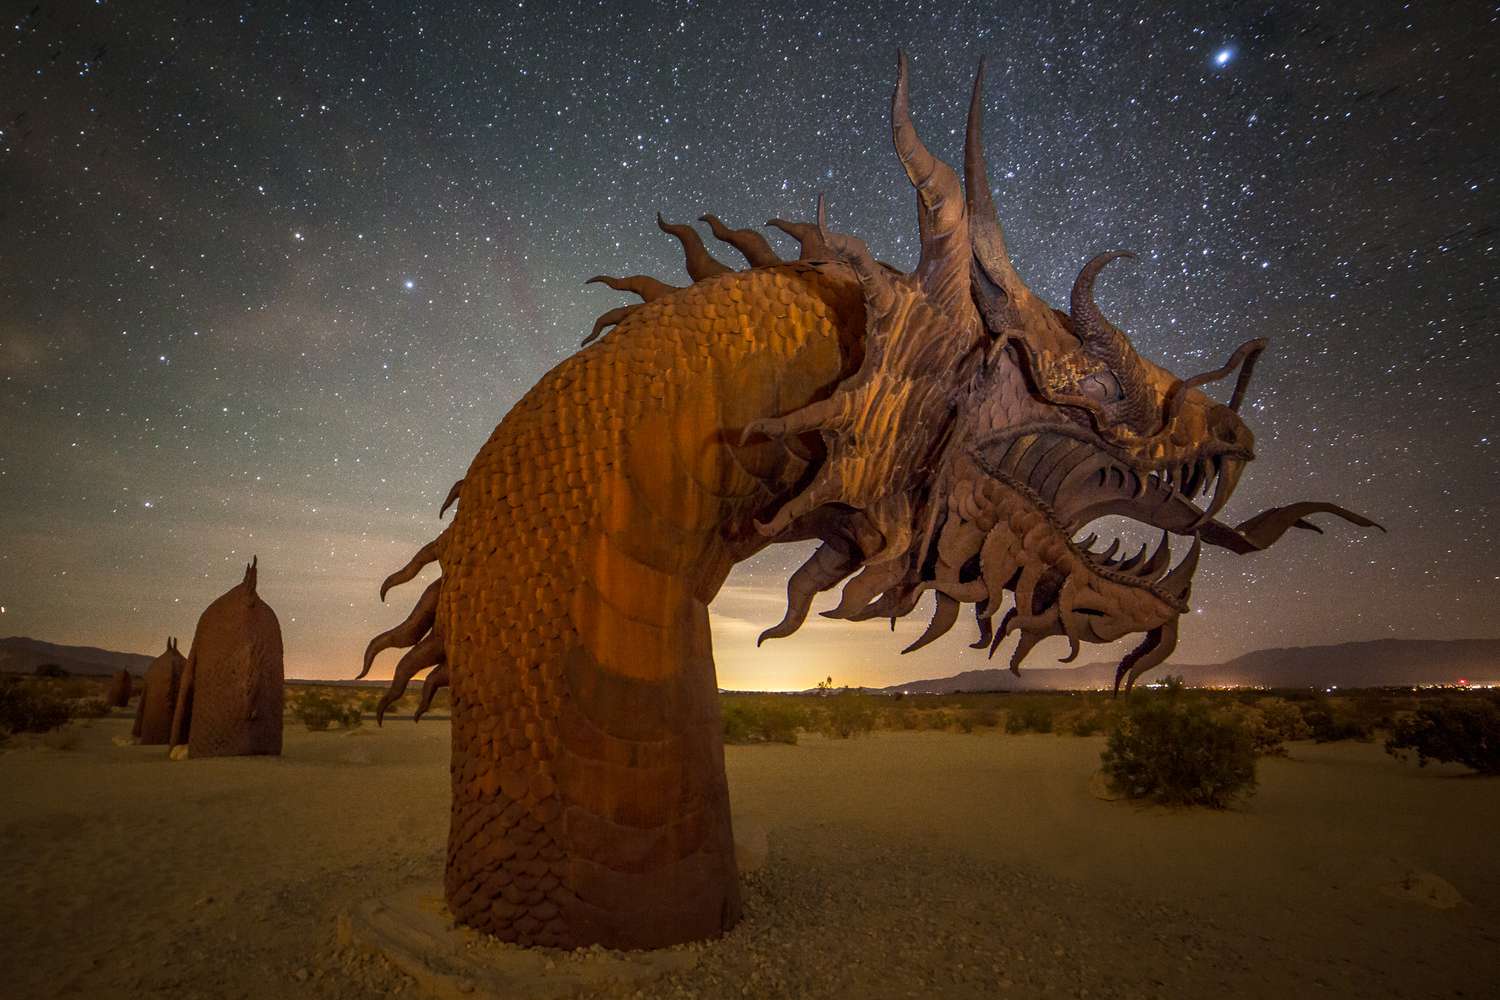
left=362, top=55, right=1379, bottom=950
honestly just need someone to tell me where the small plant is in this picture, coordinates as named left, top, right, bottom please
left=1385, top=698, right=1500, bottom=775
left=295, top=690, right=363, bottom=731
left=72, top=698, right=110, bottom=719
left=815, top=688, right=877, bottom=739
left=1254, top=697, right=1312, bottom=743
left=1101, top=683, right=1258, bottom=808
left=1299, top=699, right=1374, bottom=742
left=0, top=684, right=75, bottom=734
left=1004, top=702, right=1054, bottom=734
left=721, top=699, right=802, bottom=745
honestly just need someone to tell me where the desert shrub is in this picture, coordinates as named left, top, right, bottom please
left=1255, top=697, right=1312, bottom=743
left=970, top=707, right=1000, bottom=729
left=1005, top=702, right=1054, bottom=734
left=1385, top=698, right=1500, bottom=775
left=34, top=663, right=68, bottom=678
left=815, top=690, right=878, bottom=739
left=1101, top=685, right=1258, bottom=807
left=295, top=690, right=363, bottom=731
left=72, top=698, right=110, bottom=719
left=1299, top=699, right=1374, bottom=742
left=0, top=684, right=75, bottom=734
left=722, top=699, right=802, bottom=745
left=883, top=701, right=920, bottom=731
left=920, top=709, right=954, bottom=732
left=1215, top=704, right=1288, bottom=757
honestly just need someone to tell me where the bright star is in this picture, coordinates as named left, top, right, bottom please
left=402, top=278, right=415, bottom=291
left=1213, top=48, right=1234, bottom=67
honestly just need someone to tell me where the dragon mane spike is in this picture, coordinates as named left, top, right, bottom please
left=766, top=217, right=829, bottom=260
left=581, top=305, right=639, bottom=347
left=699, top=213, right=782, bottom=268
left=586, top=273, right=677, bottom=302
left=656, top=214, right=732, bottom=282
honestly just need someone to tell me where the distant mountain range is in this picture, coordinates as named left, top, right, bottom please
left=0, top=636, right=155, bottom=677
left=7, top=634, right=1498, bottom=692
left=881, top=638, right=1500, bottom=693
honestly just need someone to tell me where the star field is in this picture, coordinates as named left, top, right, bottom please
left=0, top=1, right=1495, bottom=686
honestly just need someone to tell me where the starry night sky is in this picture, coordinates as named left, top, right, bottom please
left=1, top=1, right=1495, bottom=688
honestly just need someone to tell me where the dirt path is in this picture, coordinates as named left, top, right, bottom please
left=1, top=718, right=1495, bottom=998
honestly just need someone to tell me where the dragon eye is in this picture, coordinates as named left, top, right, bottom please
left=1080, top=371, right=1122, bottom=402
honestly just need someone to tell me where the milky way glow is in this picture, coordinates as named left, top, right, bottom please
left=0, top=3, right=1494, bottom=686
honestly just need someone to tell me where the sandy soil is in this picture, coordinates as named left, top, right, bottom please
left=1, top=716, right=1496, bottom=999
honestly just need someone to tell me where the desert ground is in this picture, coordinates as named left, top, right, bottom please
left=2, top=713, right=1497, bottom=1000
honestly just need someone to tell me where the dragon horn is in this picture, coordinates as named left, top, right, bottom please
left=891, top=50, right=974, bottom=323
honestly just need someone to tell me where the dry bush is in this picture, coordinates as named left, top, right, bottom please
left=1101, top=682, right=1258, bottom=808
left=1004, top=700, right=1055, bottom=734
left=1385, top=697, right=1500, bottom=775
left=813, top=690, right=878, bottom=739
left=721, top=697, right=803, bottom=745
left=294, top=690, right=363, bottom=731
left=0, top=683, right=75, bottom=734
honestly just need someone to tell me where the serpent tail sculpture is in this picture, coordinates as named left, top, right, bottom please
left=364, top=53, right=1381, bottom=950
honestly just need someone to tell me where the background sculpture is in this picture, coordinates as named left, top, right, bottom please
left=170, top=559, right=284, bottom=757
left=365, top=54, right=1378, bottom=950
left=104, top=667, right=133, bottom=709
left=132, top=637, right=185, bottom=745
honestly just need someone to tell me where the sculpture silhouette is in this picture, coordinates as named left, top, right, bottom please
left=170, top=558, right=284, bottom=757
left=104, top=668, right=132, bottom=709
left=364, top=54, right=1379, bottom=950
left=132, top=637, right=184, bottom=745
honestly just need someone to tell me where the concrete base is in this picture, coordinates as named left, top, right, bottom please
left=336, top=886, right=701, bottom=999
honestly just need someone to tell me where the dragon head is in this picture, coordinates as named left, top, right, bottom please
left=746, top=54, right=1381, bottom=690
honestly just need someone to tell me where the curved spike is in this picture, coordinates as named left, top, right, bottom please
left=1098, top=538, right=1120, bottom=562
left=1078, top=531, right=1098, bottom=551
left=439, top=479, right=463, bottom=519
left=964, top=56, right=1029, bottom=304
left=376, top=633, right=445, bottom=726
left=1140, top=532, right=1172, bottom=580
left=586, top=273, right=677, bottom=302
left=1158, top=538, right=1201, bottom=599
left=1117, top=542, right=1149, bottom=572
left=379, top=532, right=444, bottom=602
left=359, top=578, right=441, bottom=679
left=766, top=217, right=829, bottom=260
left=244, top=555, right=258, bottom=593
left=823, top=560, right=906, bottom=620
left=891, top=50, right=971, bottom=313
left=1009, top=630, right=1043, bottom=676
left=1162, top=338, right=1270, bottom=424
left=581, top=304, right=639, bottom=347
left=758, top=542, right=860, bottom=645
left=988, top=607, right=1018, bottom=658
left=1115, top=620, right=1181, bottom=694
left=699, top=213, right=782, bottom=268
left=901, top=592, right=960, bottom=654
left=656, top=214, right=731, bottom=281
left=413, top=662, right=450, bottom=722
left=1058, top=636, right=1081, bottom=663
left=971, top=606, right=995, bottom=650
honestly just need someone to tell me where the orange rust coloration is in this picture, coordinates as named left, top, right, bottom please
left=365, top=54, right=1380, bottom=950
